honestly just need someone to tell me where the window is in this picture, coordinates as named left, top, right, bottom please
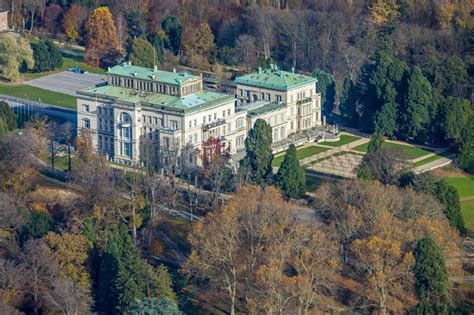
left=239, top=89, right=243, bottom=96
left=236, top=118, right=244, bottom=129
left=223, top=110, right=226, bottom=117
left=124, top=143, right=132, bottom=158
left=236, top=136, right=245, bottom=148
left=194, top=133, right=197, bottom=143
left=158, top=118, right=164, bottom=127
left=153, top=117, right=158, bottom=125
left=203, top=116, right=206, bottom=124
left=261, top=92, right=265, bottom=100
left=228, top=109, right=231, bottom=116
left=227, top=122, right=231, bottom=132
left=171, top=120, right=178, bottom=130
left=83, top=104, right=90, bottom=112
left=189, top=121, right=192, bottom=128
left=280, top=127, right=285, bottom=139
left=208, top=115, right=212, bottom=122
left=266, top=93, right=270, bottom=101
left=273, top=128, right=278, bottom=141
left=276, top=95, right=282, bottom=103
left=214, top=113, right=217, bottom=120
left=82, top=119, right=90, bottom=129
left=98, top=107, right=102, bottom=115
left=188, top=135, right=193, bottom=144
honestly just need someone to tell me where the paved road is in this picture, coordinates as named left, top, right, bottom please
left=1, top=95, right=77, bottom=126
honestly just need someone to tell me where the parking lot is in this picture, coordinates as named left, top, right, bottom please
left=25, top=71, right=106, bottom=97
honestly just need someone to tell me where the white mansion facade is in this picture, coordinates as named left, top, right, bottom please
left=77, top=62, right=321, bottom=165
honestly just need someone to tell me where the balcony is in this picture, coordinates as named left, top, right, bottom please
left=296, top=97, right=313, bottom=105
left=202, top=118, right=226, bottom=131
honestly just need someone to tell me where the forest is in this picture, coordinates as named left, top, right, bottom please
left=0, top=0, right=473, bottom=314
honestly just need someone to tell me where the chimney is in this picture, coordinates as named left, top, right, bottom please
left=173, top=68, right=176, bottom=73
left=291, top=67, right=295, bottom=73
left=153, top=65, right=158, bottom=72
left=107, top=66, right=111, bottom=72
left=257, top=67, right=262, bottom=74
left=152, top=74, right=156, bottom=79
left=128, top=61, right=131, bottom=66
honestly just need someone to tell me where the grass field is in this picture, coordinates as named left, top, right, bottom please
left=353, top=141, right=434, bottom=159
left=21, top=55, right=106, bottom=81
left=0, top=84, right=77, bottom=109
left=272, top=145, right=330, bottom=167
left=319, top=134, right=361, bottom=147
left=461, top=200, right=474, bottom=235
left=443, top=176, right=474, bottom=198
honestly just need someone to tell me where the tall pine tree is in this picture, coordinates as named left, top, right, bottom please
left=413, top=238, right=449, bottom=314
left=244, top=119, right=273, bottom=186
left=276, top=144, right=306, bottom=199
left=399, top=67, right=433, bottom=141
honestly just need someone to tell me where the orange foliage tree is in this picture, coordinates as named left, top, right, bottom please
left=85, top=7, right=123, bottom=67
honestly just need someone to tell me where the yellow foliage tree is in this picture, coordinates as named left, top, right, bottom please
left=43, top=232, right=92, bottom=290
left=350, top=234, right=416, bottom=314
left=368, top=0, right=400, bottom=27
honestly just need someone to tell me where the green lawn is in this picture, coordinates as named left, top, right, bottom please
left=443, top=176, right=474, bottom=198
left=461, top=200, right=474, bottom=235
left=353, top=141, right=434, bottom=159
left=272, top=145, right=330, bottom=167
left=319, top=134, right=361, bottom=147
left=413, top=150, right=454, bottom=168
left=22, top=56, right=106, bottom=81
left=0, top=84, right=76, bottom=109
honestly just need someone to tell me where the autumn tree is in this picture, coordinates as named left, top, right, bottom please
left=187, top=185, right=339, bottom=314
left=244, top=119, right=273, bottom=186
left=0, top=119, right=46, bottom=196
left=63, top=4, right=88, bottom=44
left=350, top=233, right=416, bottom=314
left=43, top=232, right=92, bottom=291
left=197, top=136, right=234, bottom=203
left=0, top=34, right=34, bottom=81
left=189, top=22, right=215, bottom=58
left=85, top=7, right=123, bottom=67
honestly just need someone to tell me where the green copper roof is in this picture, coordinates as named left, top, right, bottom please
left=108, top=63, right=200, bottom=86
left=247, top=102, right=286, bottom=117
left=235, top=67, right=317, bottom=91
left=78, top=85, right=234, bottom=114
